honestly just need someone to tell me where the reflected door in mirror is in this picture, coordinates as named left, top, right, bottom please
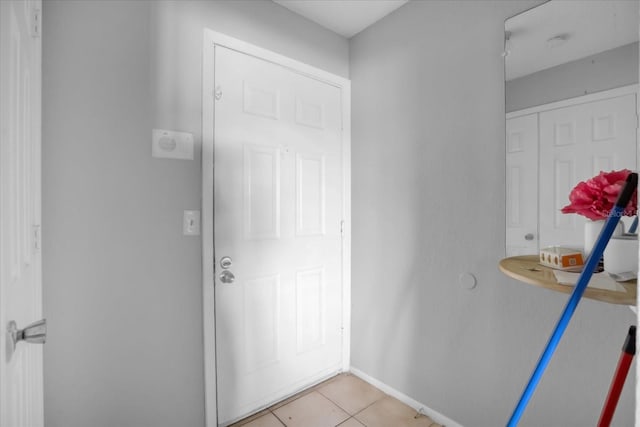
left=539, top=93, right=637, bottom=249
left=506, top=114, right=538, bottom=256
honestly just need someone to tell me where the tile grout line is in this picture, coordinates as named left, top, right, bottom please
left=350, top=393, right=388, bottom=421
left=315, top=386, right=384, bottom=421
left=270, top=409, right=287, bottom=426
left=338, top=416, right=366, bottom=427
left=268, top=386, right=319, bottom=412
left=314, top=388, right=353, bottom=416
left=237, top=374, right=398, bottom=427
left=270, top=390, right=353, bottom=427
left=314, top=385, right=387, bottom=427
left=269, top=374, right=345, bottom=413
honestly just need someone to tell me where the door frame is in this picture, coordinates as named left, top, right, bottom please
left=506, top=84, right=638, bottom=120
left=202, top=29, right=351, bottom=427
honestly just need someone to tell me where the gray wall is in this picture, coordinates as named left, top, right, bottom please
left=42, top=1, right=348, bottom=427
left=506, top=42, right=639, bottom=112
left=41, top=0, right=638, bottom=426
left=151, top=0, right=349, bottom=130
left=349, top=1, right=635, bottom=426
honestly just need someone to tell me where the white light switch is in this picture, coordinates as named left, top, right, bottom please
left=152, top=129, right=194, bottom=160
left=183, top=210, right=201, bottom=236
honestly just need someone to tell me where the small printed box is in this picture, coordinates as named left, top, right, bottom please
left=539, top=247, right=584, bottom=271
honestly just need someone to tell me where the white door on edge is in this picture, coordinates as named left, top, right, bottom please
left=213, top=46, right=344, bottom=424
left=0, top=1, right=45, bottom=426
left=506, top=113, right=538, bottom=256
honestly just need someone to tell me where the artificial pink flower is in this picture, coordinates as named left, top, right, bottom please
left=561, top=169, right=637, bottom=221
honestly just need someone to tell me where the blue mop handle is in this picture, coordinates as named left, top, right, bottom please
left=507, top=172, right=638, bottom=427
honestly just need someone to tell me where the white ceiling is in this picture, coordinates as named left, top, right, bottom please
left=505, top=0, right=639, bottom=81
left=273, top=0, right=409, bottom=38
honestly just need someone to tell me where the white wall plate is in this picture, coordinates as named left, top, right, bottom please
left=152, top=129, right=194, bottom=160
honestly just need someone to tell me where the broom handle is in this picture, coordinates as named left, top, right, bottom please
left=597, top=326, right=636, bottom=427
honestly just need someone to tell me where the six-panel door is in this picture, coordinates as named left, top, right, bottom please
left=539, top=94, right=637, bottom=249
left=213, top=46, right=344, bottom=424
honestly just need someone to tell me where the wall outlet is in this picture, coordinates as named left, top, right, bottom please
left=183, top=210, right=201, bottom=236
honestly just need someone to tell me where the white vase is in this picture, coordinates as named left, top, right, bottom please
left=604, top=235, right=639, bottom=274
left=584, top=220, right=624, bottom=259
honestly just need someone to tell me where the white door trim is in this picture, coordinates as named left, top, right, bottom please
left=202, top=29, right=351, bottom=427
left=0, top=0, right=44, bottom=425
left=507, top=84, right=639, bottom=119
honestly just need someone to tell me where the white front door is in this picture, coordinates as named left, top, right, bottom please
left=539, top=94, right=637, bottom=249
left=213, top=45, right=344, bottom=424
left=0, top=1, right=44, bottom=426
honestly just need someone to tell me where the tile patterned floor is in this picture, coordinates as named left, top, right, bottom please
left=230, top=374, right=444, bottom=427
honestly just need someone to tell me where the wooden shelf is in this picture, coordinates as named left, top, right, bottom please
left=499, top=255, right=636, bottom=306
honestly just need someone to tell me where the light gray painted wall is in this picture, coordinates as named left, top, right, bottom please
left=349, top=1, right=635, bottom=426
left=41, top=1, right=348, bottom=427
left=506, top=42, right=639, bottom=112
left=151, top=0, right=349, bottom=130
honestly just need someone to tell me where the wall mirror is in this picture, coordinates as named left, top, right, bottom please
left=505, top=0, right=639, bottom=256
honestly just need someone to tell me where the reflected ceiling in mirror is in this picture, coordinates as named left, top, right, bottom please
left=505, top=0, right=638, bottom=81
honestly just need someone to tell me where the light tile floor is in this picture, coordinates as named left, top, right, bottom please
left=230, top=374, right=444, bottom=427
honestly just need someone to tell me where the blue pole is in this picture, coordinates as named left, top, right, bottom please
left=629, top=216, right=638, bottom=234
left=507, top=173, right=638, bottom=427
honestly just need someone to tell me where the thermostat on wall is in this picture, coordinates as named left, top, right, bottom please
left=152, top=129, right=194, bottom=160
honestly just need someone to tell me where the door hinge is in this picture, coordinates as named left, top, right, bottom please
left=31, top=8, right=41, bottom=38
left=340, top=220, right=344, bottom=236
left=33, top=225, right=41, bottom=251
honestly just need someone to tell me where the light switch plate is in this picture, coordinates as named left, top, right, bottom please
left=183, top=210, right=201, bottom=236
left=152, top=129, right=194, bottom=160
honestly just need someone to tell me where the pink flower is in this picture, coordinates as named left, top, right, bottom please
left=561, top=169, right=637, bottom=221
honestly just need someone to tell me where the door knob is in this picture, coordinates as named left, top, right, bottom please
left=219, top=270, right=235, bottom=284
left=525, top=233, right=535, bottom=241
left=220, top=256, right=232, bottom=269
left=8, top=319, right=47, bottom=350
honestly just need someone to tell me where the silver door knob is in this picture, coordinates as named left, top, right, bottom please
left=524, top=233, right=535, bottom=241
left=219, top=270, right=235, bottom=284
left=8, top=319, right=47, bottom=348
left=220, top=256, right=232, bottom=269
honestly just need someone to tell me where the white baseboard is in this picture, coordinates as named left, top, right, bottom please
left=350, top=367, right=464, bottom=427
